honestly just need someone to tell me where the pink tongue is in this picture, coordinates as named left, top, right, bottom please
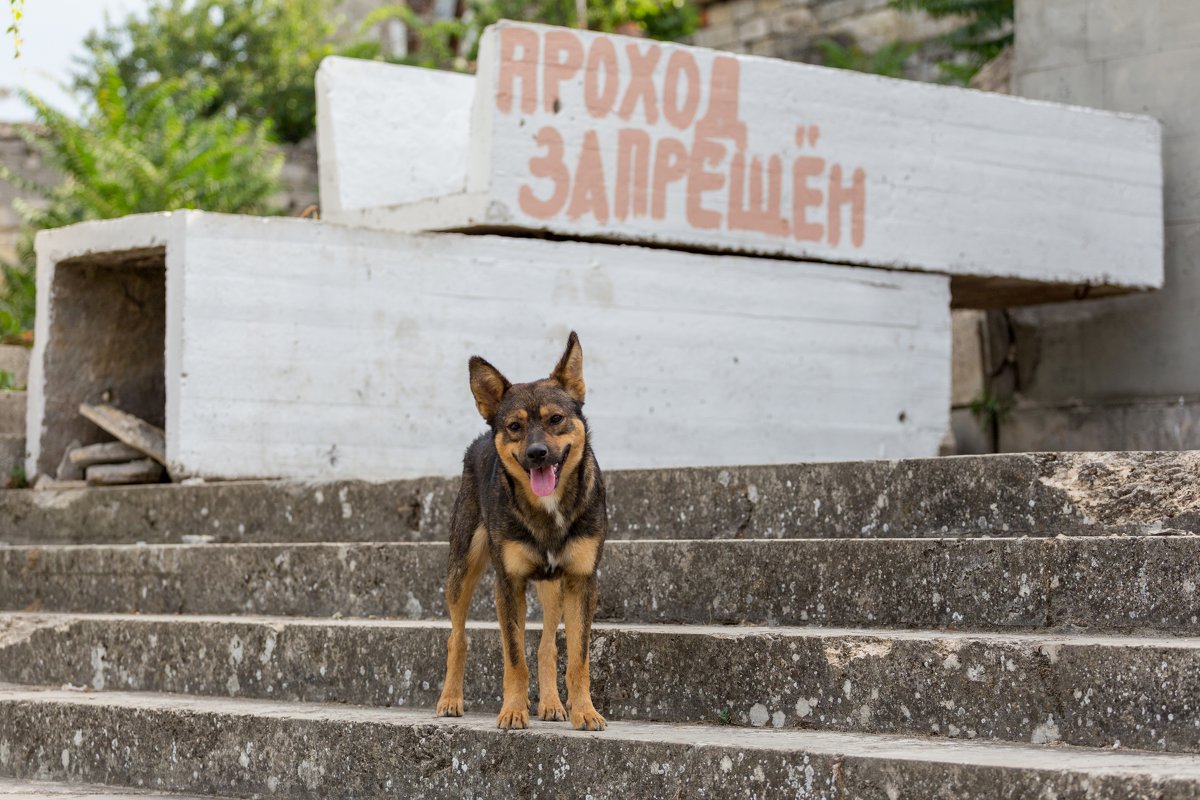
left=530, top=465, right=556, bottom=497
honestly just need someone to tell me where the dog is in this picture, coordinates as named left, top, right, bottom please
left=435, top=331, right=607, bottom=731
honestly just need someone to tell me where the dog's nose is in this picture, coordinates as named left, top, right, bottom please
left=526, top=443, right=549, bottom=463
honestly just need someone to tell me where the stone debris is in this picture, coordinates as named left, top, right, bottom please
left=84, top=459, right=164, bottom=487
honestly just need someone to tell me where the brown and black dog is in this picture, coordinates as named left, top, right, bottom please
left=435, top=331, right=607, bottom=731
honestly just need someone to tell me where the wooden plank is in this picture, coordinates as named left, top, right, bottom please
left=319, top=23, right=1163, bottom=307
left=85, top=458, right=164, bottom=486
left=78, top=404, right=166, bottom=466
left=68, top=441, right=145, bottom=469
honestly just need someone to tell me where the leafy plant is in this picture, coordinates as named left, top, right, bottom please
left=816, top=38, right=920, bottom=78
left=890, top=0, right=1013, bottom=83
left=365, top=0, right=698, bottom=72
left=5, top=0, right=22, bottom=56
left=0, top=69, right=283, bottom=339
left=0, top=370, right=16, bottom=390
left=6, top=462, right=27, bottom=490
left=76, top=0, right=338, bottom=144
left=716, top=708, right=732, bottom=725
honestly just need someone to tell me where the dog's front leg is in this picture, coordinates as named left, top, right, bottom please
left=534, top=579, right=567, bottom=721
left=563, top=573, right=606, bottom=731
left=495, top=570, right=530, bottom=729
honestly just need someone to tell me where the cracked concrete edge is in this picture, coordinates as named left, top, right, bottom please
left=3, top=688, right=1200, bottom=799
left=1, top=452, right=1199, bottom=545
left=0, top=778, right=226, bottom=798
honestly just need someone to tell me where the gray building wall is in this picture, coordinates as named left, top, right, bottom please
left=1002, top=0, right=1200, bottom=451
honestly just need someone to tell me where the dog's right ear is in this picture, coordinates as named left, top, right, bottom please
left=469, top=356, right=511, bottom=422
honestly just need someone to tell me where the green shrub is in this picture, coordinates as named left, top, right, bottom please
left=0, top=69, right=282, bottom=340
left=77, top=0, right=337, bottom=144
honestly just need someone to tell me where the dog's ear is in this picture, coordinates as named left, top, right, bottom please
left=550, top=331, right=585, bottom=405
left=469, top=356, right=511, bottom=422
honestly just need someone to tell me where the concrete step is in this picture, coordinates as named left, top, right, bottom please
left=2, top=451, right=1197, bottom=545
left=0, top=777, right=226, bottom=798
left=3, top=537, right=1199, bottom=632
left=1, top=612, right=1197, bottom=753
left=4, top=686, right=1200, bottom=799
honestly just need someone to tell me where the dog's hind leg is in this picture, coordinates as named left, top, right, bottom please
left=436, top=524, right=488, bottom=717
left=563, top=572, right=607, bottom=731
left=533, top=579, right=567, bottom=721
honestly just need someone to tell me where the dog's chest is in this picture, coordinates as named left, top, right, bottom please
left=537, top=495, right=567, bottom=530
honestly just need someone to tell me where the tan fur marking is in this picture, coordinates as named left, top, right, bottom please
left=559, top=535, right=601, bottom=576
left=550, top=418, right=586, bottom=501
left=563, top=576, right=605, bottom=731
left=436, top=526, right=489, bottom=717
left=496, top=576, right=530, bottom=729
left=501, top=539, right=542, bottom=578
left=534, top=579, right=567, bottom=721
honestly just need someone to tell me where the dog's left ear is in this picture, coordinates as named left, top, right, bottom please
left=551, top=331, right=585, bottom=405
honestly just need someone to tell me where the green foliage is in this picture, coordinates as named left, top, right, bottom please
left=77, top=0, right=337, bottom=144
left=365, top=0, right=698, bottom=72
left=890, top=0, right=1013, bottom=83
left=716, top=708, right=732, bottom=725
left=0, top=370, right=16, bottom=391
left=5, top=0, right=22, bottom=57
left=815, top=38, right=920, bottom=78
left=968, top=388, right=1014, bottom=427
left=0, top=69, right=282, bottom=339
left=6, top=462, right=27, bottom=490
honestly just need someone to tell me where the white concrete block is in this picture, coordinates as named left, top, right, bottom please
left=316, top=57, right=475, bottom=215
left=320, top=22, right=1163, bottom=308
left=28, top=212, right=950, bottom=480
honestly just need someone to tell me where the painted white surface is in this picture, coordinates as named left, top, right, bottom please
left=29, top=212, right=950, bottom=480
left=320, top=23, right=1164, bottom=297
left=315, top=57, right=475, bottom=214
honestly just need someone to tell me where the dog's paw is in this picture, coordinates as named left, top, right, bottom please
left=496, top=706, right=530, bottom=730
left=435, top=695, right=464, bottom=717
left=570, top=706, right=607, bottom=731
left=538, top=698, right=568, bottom=721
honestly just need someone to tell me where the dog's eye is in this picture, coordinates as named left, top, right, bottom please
left=548, top=414, right=564, bottom=425
left=507, top=421, right=522, bottom=433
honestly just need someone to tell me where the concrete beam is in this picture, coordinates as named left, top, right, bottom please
left=27, top=212, right=949, bottom=481
left=319, top=24, right=1163, bottom=308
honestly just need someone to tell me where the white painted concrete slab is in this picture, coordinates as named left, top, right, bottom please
left=318, top=22, right=1164, bottom=308
left=28, top=212, right=950, bottom=480
left=315, top=57, right=475, bottom=216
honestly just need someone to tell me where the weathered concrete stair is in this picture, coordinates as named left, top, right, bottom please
left=1, top=612, right=1198, bottom=752
left=4, top=537, right=1200, bottom=631
left=2, top=452, right=1200, bottom=797
left=5, top=686, right=1200, bottom=799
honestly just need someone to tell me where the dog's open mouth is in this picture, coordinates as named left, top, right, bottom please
left=528, top=447, right=569, bottom=498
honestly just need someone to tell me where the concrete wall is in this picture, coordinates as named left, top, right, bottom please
left=27, top=211, right=951, bottom=481
left=690, top=0, right=958, bottom=82
left=1004, top=0, right=1200, bottom=451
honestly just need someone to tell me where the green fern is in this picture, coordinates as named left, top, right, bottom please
left=0, top=68, right=282, bottom=340
left=890, top=0, right=1013, bottom=83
